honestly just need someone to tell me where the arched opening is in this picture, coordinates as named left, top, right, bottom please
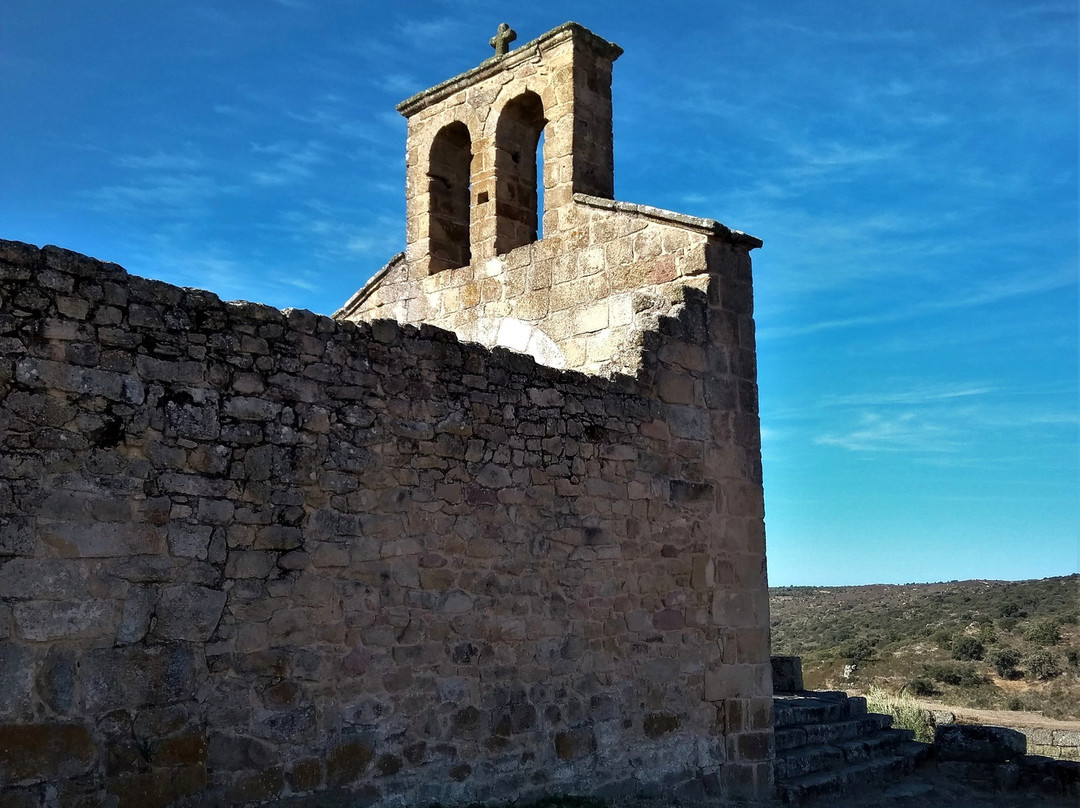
left=428, top=122, right=472, bottom=273
left=536, top=128, right=545, bottom=240
left=494, top=91, right=547, bottom=255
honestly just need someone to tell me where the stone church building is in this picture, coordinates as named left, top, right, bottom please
left=0, top=21, right=772, bottom=808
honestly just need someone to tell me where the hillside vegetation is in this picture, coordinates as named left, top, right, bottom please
left=770, top=575, right=1080, bottom=720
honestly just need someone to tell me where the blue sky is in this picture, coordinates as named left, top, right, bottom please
left=3, top=1, right=1076, bottom=585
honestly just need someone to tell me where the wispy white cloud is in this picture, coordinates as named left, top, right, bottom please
left=249, top=139, right=327, bottom=186
left=759, top=264, right=1077, bottom=340
left=87, top=173, right=224, bottom=216
left=816, top=411, right=958, bottom=453
left=823, top=384, right=995, bottom=408
left=115, top=150, right=206, bottom=171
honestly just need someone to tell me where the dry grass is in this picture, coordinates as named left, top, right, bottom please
left=864, top=685, right=935, bottom=743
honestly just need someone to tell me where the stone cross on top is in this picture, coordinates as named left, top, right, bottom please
left=489, top=22, right=516, bottom=55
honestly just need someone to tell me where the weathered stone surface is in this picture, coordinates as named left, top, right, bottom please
left=34, top=647, right=75, bottom=715
left=207, top=732, right=275, bottom=770
left=0, top=723, right=95, bottom=782
left=0, top=517, right=35, bottom=556
left=771, top=655, right=804, bottom=693
left=108, top=765, right=207, bottom=808
left=13, top=599, right=118, bottom=641
left=81, top=644, right=198, bottom=712
left=643, top=712, right=681, bottom=738
left=327, top=737, right=374, bottom=786
left=554, top=728, right=597, bottom=761
left=0, top=642, right=34, bottom=719
left=151, top=585, right=226, bottom=641
left=116, top=586, right=157, bottom=644
left=0, top=558, right=87, bottom=599
left=226, top=767, right=285, bottom=804
left=935, top=724, right=1027, bottom=762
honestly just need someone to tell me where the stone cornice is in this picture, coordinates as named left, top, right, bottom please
left=396, top=22, right=622, bottom=118
left=333, top=251, right=405, bottom=319
left=573, top=194, right=763, bottom=250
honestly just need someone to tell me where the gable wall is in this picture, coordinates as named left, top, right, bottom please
left=340, top=197, right=758, bottom=378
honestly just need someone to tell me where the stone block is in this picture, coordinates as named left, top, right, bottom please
left=0, top=517, right=35, bottom=556
left=226, top=767, right=286, bottom=804
left=643, top=712, right=681, bottom=738
left=0, top=642, right=33, bottom=719
left=82, top=644, right=198, bottom=712
left=771, top=655, right=804, bottom=692
left=571, top=302, right=609, bottom=335
left=704, top=664, right=755, bottom=702
left=151, top=585, right=226, bottom=642
left=0, top=558, right=87, bottom=599
left=153, top=732, right=206, bottom=766
left=254, top=705, right=316, bottom=743
left=37, top=521, right=166, bottom=557
left=108, top=764, right=207, bottom=808
left=167, top=522, right=213, bottom=559
left=34, top=647, right=75, bottom=715
left=327, top=737, right=374, bottom=786
left=0, top=723, right=95, bottom=782
left=935, top=724, right=1026, bottom=762
left=554, top=728, right=596, bottom=761
left=13, top=599, right=118, bottom=641
left=226, top=550, right=277, bottom=579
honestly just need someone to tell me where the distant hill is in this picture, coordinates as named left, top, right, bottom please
left=770, top=574, right=1080, bottom=720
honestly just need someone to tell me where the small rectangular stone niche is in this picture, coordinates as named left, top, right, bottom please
left=476, top=191, right=489, bottom=204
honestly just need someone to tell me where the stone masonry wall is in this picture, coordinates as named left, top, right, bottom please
left=339, top=195, right=762, bottom=378
left=0, top=239, right=772, bottom=807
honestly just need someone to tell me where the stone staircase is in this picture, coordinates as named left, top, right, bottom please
left=773, top=690, right=932, bottom=805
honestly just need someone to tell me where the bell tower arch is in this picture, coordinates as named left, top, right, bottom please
left=398, top=22, right=622, bottom=277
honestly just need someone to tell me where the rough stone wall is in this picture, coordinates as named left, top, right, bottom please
left=0, top=239, right=772, bottom=807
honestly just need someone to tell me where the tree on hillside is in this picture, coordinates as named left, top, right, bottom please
left=1025, top=650, right=1060, bottom=680
left=952, top=636, right=985, bottom=661
left=987, top=648, right=1021, bottom=678
left=1026, top=619, right=1062, bottom=647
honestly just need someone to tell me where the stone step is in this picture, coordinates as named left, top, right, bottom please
left=775, top=743, right=846, bottom=780
left=803, top=714, right=893, bottom=745
left=777, top=751, right=913, bottom=805
left=773, top=693, right=867, bottom=728
left=834, top=728, right=916, bottom=763
left=775, top=729, right=918, bottom=780
left=775, top=713, right=892, bottom=751
left=776, top=742, right=932, bottom=806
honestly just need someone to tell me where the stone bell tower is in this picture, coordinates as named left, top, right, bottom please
left=338, top=21, right=762, bottom=380
left=398, top=22, right=622, bottom=276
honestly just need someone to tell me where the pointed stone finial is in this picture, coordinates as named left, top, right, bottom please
left=489, top=22, right=517, bottom=56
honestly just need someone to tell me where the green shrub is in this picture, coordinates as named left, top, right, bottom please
left=839, top=638, right=875, bottom=661
left=978, top=623, right=997, bottom=644
left=998, top=617, right=1018, bottom=632
left=906, top=678, right=936, bottom=697
left=1026, top=619, right=1062, bottom=647
left=1025, top=650, right=1061, bottom=680
left=952, top=636, right=985, bottom=661
left=931, top=630, right=952, bottom=648
left=1006, top=696, right=1024, bottom=711
left=925, top=662, right=985, bottom=687
left=1066, top=648, right=1080, bottom=668
left=987, top=647, right=1021, bottom=678
left=998, top=600, right=1022, bottom=618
